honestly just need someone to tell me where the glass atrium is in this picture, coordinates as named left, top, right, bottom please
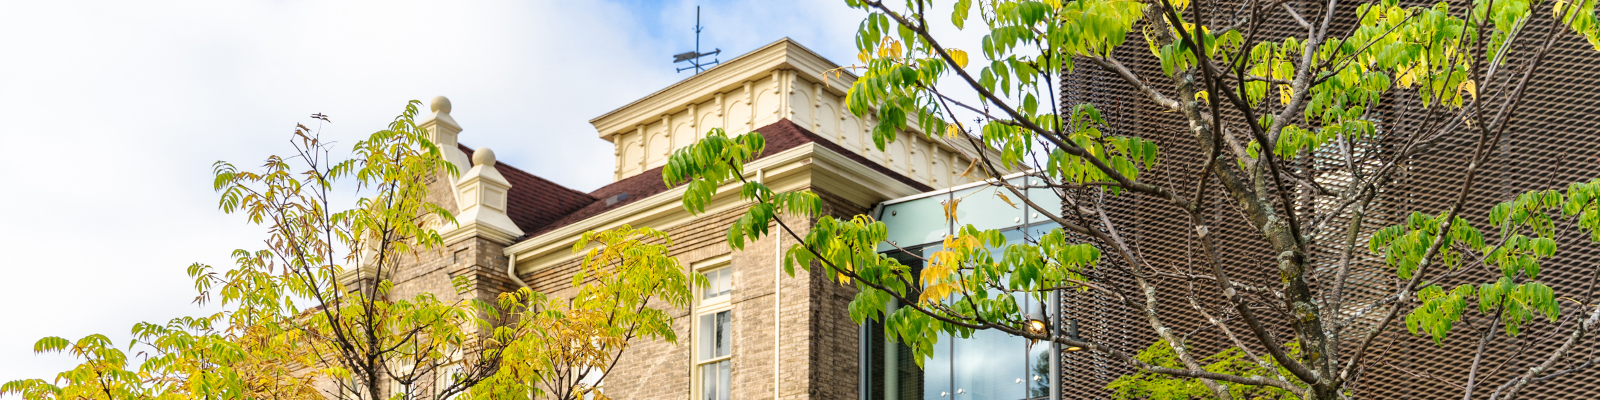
left=860, top=175, right=1065, bottom=400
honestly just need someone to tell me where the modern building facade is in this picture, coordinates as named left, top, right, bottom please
left=1031, top=10, right=1600, bottom=400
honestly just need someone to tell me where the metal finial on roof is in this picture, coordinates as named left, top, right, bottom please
left=430, top=96, right=452, bottom=115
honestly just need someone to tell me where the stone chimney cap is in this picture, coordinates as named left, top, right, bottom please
left=472, top=147, right=496, bottom=166
left=430, top=96, right=452, bottom=115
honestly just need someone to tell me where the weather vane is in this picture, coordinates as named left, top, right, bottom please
left=673, top=6, right=720, bottom=74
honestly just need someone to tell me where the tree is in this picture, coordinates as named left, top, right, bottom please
left=666, top=0, right=1600, bottom=399
left=464, top=225, right=696, bottom=400
left=3, top=101, right=694, bottom=400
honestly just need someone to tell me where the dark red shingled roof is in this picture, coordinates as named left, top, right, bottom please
left=459, top=145, right=597, bottom=234
left=514, top=119, right=932, bottom=239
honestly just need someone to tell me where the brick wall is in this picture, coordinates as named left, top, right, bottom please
left=511, top=186, right=871, bottom=400
left=381, top=158, right=884, bottom=399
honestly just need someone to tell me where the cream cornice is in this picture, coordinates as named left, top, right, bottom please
left=589, top=38, right=857, bottom=141
left=502, top=142, right=922, bottom=274
left=441, top=220, right=519, bottom=246
left=807, top=144, right=924, bottom=199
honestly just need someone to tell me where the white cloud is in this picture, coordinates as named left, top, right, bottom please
left=0, top=0, right=680, bottom=384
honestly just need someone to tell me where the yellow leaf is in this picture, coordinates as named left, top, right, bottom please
left=949, top=49, right=970, bottom=69
left=1398, top=69, right=1416, bottom=88
left=942, top=198, right=961, bottom=223
left=1279, top=86, right=1292, bottom=105
left=1143, top=27, right=1162, bottom=58
left=879, top=40, right=904, bottom=59
left=957, top=156, right=979, bottom=178
left=946, top=122, right=961, bottom=138
left=993, top=190, right=1018, bottom=209
left=1458, top=80, right=1478, bottom=101
left=1194, top=90, right=1209, bottom=102
left=919, top=282, right=951, bottom=303
left=858, top=50, right=871, bottom=64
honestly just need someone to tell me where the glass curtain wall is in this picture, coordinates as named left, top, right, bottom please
left=866, top=227, right=1056, bottom=400
left=863, top=175, right=1063, bottom=400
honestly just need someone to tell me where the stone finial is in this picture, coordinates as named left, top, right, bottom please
left=442, top=145, right=522, bottom=245
left=431, top=95, right=453, bottom=115
left=418, top=95, right=469, bottom=176
left=472, top=147, right=496, bottom=167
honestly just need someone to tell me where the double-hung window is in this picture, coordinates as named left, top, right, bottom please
left=694, top=258, right=734, bottom=400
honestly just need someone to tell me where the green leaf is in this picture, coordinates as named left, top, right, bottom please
left=33, top=337, right=70, bottom=353
left=953, top=0, right=972, bottom=29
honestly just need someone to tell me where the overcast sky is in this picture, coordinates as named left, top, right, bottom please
left=0, top=0, right=993, bottom=386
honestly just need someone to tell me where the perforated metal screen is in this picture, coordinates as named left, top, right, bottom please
left=1053, top=2, right=1600, bottom=399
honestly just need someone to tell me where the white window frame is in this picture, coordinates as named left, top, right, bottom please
left=434, top=362, right=463, bottom=400
left=691, top=255, right=734, bottom=400
left=342, top=375, right=367, bottom=400
left=388, top=364, right=413, bottom=399
left=577, top=366, right=605, bottom=400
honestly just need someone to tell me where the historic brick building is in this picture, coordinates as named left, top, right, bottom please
left=384, top=39, right=997, bottom=400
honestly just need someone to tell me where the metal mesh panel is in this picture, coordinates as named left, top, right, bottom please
left=1051, top=2, right=1600, bottom=398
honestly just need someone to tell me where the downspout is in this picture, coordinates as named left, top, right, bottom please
left=507, top=250, right=528, bottom=289
left=762, top=168, right=782, bottom=400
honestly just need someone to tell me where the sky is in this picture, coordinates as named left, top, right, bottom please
left=0, top=0, right=987, bottom=385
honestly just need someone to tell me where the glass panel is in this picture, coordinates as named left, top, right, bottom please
left=877, top=192, right=954, bottom=252
left=703, top=268, right=731, bottom=299
left=701, top=360, right=730, bottom=400
left=716, top=359, right=731, bottom=400
left=701, top=362, right=716, bottom=400
left=437, top=364, right=462, bottom=399
left=953, top=326, right=1026, bottom=399
left=718, top=267, right=732, bottom=296
left=1026, top=343, right=1051, bottom=399
left=922, top=340, right=951, bottom=399
left=946, top=179, right=1028, bottom=233
left=698, top=310, right=730, bottom=361
left=875, top=214, right=1064, bottom=400
left=715, top=311, right=730, bottom=357
left=927, top=229, right=1033, bottom=400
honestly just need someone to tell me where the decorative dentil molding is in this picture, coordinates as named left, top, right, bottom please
left=590, top=38, right=993, bottom=188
